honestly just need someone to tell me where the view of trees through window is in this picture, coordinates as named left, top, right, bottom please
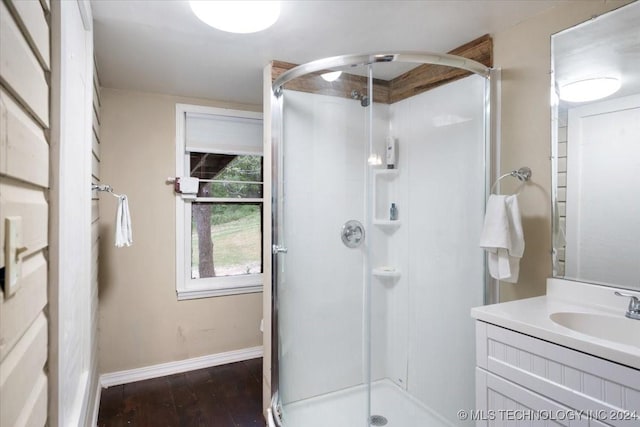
left=190, top=153, right=263, bottom=279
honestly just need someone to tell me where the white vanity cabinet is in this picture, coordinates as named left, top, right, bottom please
left=475, top=321, right=640, bottom=426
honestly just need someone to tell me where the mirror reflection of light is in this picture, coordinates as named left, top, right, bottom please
left=189, top=1, right=280, bottom=34
left=321, top=71, right=342, bottom=82
left=559, top=77, right=621, bottom=102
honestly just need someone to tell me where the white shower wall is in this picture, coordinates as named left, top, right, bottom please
left=279, top=75, right=486, bottom=423
left=385, top=75, right=486, bottom=424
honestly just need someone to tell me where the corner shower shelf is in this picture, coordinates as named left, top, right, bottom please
left=374, top=168, right=399, bottom=178
left=372, top=267, right=401, bottom=278
left=373, top=220, right=401, bottom=228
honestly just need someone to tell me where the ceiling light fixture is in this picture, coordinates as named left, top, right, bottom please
left=559, top=77, right=621, bottom=103
left=321, top=71, right=342, bottom=82
left=189, top=1, right=281, bottom=34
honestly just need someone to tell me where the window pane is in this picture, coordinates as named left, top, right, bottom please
left=191, top=203, right=262, bottom=279
left=190, top=153, right=262, bottom=182
left=202, top=182, right=263, bottom=198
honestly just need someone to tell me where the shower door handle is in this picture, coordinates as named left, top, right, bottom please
left=272, top=244, right=288, bottom=254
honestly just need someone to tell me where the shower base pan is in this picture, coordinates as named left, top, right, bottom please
left=280, top=379, right=450, bottom=427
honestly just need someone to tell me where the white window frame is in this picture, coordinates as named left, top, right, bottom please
left=175, top=103, right=264, bottom=300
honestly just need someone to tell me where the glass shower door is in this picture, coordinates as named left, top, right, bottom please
left=273, top=67, right=375, bottom=427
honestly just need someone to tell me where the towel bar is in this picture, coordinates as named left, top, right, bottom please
left=92, top=184, right=122, bottom=198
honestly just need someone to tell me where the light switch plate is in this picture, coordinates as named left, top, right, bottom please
left=4, top=216, right=24, bottom=297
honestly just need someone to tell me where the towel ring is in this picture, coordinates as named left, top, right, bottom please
left=490, top=167, right=532, bottom=195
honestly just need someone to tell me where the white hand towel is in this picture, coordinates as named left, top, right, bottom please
left=115, top=195, right=133, bottom=247
left=479, top=194, right=524, bottom=283
left=505, top=195, right=524, bottom=258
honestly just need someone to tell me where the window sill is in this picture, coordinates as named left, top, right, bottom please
left=177, top=274, right=264, bottom=300
left=177, top=285, right=262, bottom=301
left=177, top=284, right=263, bottom=300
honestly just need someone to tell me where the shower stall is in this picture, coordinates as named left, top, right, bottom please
left=268, top=52, right=495, bottom=427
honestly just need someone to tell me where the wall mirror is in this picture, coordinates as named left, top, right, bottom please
left=551, top=1, right=640, bottom=291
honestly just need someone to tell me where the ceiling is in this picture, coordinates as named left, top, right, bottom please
left=91, top=0, right=563, bottom=105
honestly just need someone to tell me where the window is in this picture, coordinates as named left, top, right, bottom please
left=176, top=104, right=263, bottom=299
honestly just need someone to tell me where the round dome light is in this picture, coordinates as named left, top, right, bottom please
left=190, top=1, right=281, bottom=34
left=559, top=77, right=621, bottom=103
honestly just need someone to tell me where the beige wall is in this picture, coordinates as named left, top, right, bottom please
left=98, top=88, right=263, bottom=373
left=494, top=0, right=630, bottom=302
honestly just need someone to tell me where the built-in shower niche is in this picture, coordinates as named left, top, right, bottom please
left=372, top=168, right=401, bottom=227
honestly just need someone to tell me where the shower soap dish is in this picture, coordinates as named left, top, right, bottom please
left=373, top=267, right=401, bottom=278
left=373, top=219, right=401, bottom=228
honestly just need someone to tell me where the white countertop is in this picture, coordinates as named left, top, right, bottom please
left=471, top=278, right=640, bottom=370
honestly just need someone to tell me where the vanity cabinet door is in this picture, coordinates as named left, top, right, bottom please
left=476, top=322, right=640, bottom=426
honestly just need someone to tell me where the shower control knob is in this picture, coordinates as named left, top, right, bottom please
left=341, top=220, right=365, bottom=248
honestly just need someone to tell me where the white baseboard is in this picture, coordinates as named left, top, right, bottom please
left=99, top=346, right=263, bottom=388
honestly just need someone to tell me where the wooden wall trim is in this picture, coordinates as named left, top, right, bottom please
left=389, top=34, right=493, bottom=103
left=271, top=60, right=390, bottom=104
left=271, top=34, right=492, bottom=105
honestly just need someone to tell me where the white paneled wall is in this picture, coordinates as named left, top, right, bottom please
left=555, top=106, right=568, bottom=275
left=49, top=1, right=100, bottom=425
left=0, top=0, right=51, bottom=425
left=84, top=59, right=102, bottom=425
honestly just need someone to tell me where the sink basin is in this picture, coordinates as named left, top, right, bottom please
left=550, top=312, right=640, bottom=348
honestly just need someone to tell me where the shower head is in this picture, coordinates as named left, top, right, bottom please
left=351, top=90, right=370, bottom=107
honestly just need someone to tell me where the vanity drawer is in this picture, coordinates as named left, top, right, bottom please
left=476, top=322, right=640, bottom=426
left=476, top=369, right=589, bottom=427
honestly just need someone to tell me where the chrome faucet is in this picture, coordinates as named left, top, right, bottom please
left=614, top=291, right=640, bottom=320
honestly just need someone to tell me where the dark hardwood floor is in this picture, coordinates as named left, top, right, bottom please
left=97, top=358, right=266, bottom=427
